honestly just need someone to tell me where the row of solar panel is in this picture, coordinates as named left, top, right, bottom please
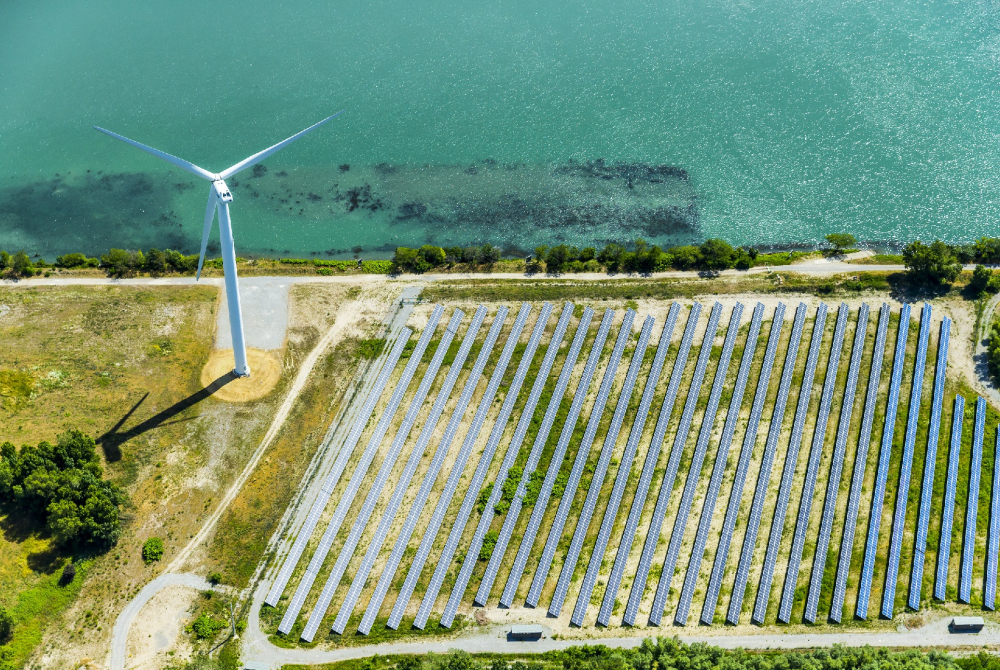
left=273, top=299, right=994, bottom=639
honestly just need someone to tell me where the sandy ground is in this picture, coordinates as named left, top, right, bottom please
left=125, top=583, right=200, bottom=670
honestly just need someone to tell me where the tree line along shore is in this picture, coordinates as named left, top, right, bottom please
left=4, top=232, right=1000, bottom=281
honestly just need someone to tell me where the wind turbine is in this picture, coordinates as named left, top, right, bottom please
left=93, top=111, right=344, bottom=377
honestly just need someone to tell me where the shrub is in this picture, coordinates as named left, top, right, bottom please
left=60, top=561, right=77, bottom=586
left=101, top=248, right=144, bottom=277
left=0, top=250, right=9, bottom=270
left=207, top=572, right=223, bottom=586
left=143, top=537, right=164, bottom=564
left=190, top=613, right=227, bottom=639
left=479, top=530, right=499, bottom=561
left=0, top=605, right=12, bottom=643
left=476, top=483, right=493, bottom=513
left=358, top=338, right=387, bottom=359
left=55, top=252, right=90, bottom=268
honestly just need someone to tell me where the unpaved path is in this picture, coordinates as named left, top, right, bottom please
left=109, top=573, right=212, bottom=670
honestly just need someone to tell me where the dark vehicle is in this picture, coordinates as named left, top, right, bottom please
left=508, top=624, right=544, bottom=641
left=950, top=617, right=984, bottom=633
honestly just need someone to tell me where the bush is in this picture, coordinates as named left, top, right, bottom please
left=476, top=243, right=500, bottom=265
left=479, top=530, right=499, bottom=561
left=0, top=605, right=12, bottom=643
left=670, top=245, right=702, bottom=270
left=358, top=338, right=387, bottom=359
left=207, top=572, right=223, bottom=586
left=903, top=239, right=962, bottom=286
left=143, top=537, right=165, bottom=564
left=101, top=248, right=144, bottom=277
left=189, top=613, right=227, bottom=639
left=55, top=252, right=92, bottom=268
left=60, top=561, right=77, bottom=586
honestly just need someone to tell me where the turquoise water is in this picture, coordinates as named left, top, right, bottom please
left=2, top=0, right=999, bottom=258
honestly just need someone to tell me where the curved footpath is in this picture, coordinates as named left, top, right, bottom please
left=109, top=573, right=212, bottom=670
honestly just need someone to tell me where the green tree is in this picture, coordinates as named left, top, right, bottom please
left=669, top=245, right=702, bottom=270
left=398, top=657, right=423, bottom=670
left=970, top=264, right=992, bottom=295
left=418, top=245, right=446, bottom=267
left=11, top=250, right=33, bottom=276
left=145, top=248, right=167, bottom=274
left=0, top=250, right=9, bottom=270
left=476, top=243, right=500, bottom=265
left=101, top=248, right=141, bottom=277
left=699, top=238, right=735, bottom=270
left=975, top=237, right=1000, bottom=264
left=825, top=233, right=857, bottom=252
left=597, top=243, right=626, bottom=271
left=143, top=537, right=165, bottom=564
left=903, top=240, right=962, bottom=286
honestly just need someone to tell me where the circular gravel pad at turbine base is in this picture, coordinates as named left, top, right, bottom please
left=201, top=348, right=282, bottom=402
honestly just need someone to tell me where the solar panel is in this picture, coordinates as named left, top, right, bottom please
left=986, top=427, right=1000, bottom=610
left=569, top=315, right=657, bottom=626
left=265, top=320, right=423, bottom=608
left=523, top=309, right=616, bottom=608
left=325, top=309, right=469, bottom=636
left=279, top=328, right=416, bottom=636
left=879, top=303, right=932, bottom=619
left=700, top=303, right=785, bottom=625
left=439, top=302, right=577, bottom=627
left=544, top=308, right=647, bottom=617
left=727, top=302, right=807, bottom=625
left=301, top=307, right=504, bottom=641
left=615, top=302, right=705, bottom=625
left=331, top=304, right=531, bottom=635
left=856, top=303, right=911, bottom=620
left=523, top=309, right=636, bottom=618
left=646, top=303, right=737, bottom=626
left=908, top=314, right=950, bottom=611
left=352, top=306, right=486, bottom=635
left=752, top=303, right=829, bottom=625
left=829, top=303, right=889, bottom=622
left=615, top=301, right=716, bottom=625
left=305, top=305, right=444, bottom=634
left=934, top=396, right=965, bottom=602
left=501, top=306, right=612, bottom=608
left=803, top=303, right=868, bottom=623
left=675, top=303, right=764, bottom=626
left=960, top=396, right=986, bottom=603
left=591, top=306, right=684, bottom=624
left=776, top=303, right=848, bottom=623
left=475, top=304, right=594, bottom=609
left=407, top=303, right=555, bottom=630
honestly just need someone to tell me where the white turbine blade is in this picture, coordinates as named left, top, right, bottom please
left=218, top=110, right=345, bottom=180
left=196, top=191, right=217, bottom=280
left=93, top=126, right=216, bottom=181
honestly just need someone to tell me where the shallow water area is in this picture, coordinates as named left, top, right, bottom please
left=3, top=0, right=1000, bottom=256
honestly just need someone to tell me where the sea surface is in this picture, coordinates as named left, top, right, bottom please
left=2, top=0, right=999, bottom=259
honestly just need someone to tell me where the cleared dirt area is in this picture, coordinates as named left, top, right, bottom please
left=262, top=286, right=1000, bottom=651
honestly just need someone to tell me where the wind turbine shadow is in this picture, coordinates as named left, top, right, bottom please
left=97, top=372, right=237, bottom=461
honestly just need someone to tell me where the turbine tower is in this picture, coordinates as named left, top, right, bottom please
left=93, top=112, right=344, bottom=377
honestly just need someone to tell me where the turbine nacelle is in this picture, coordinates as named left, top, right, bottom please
left=93, top=111, right=344, bottom=378
left=212, top=180, right=233, bottom=203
